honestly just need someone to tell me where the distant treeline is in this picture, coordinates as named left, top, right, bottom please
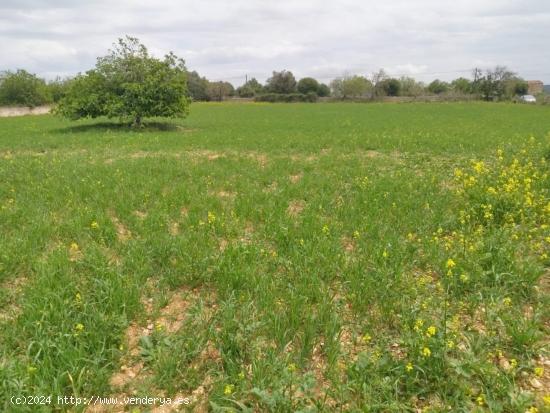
left=0, top=66, right=544, bottom=107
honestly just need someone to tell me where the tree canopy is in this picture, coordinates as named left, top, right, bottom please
left=55, top=37, right=190, bottom=126
left=0, top=69, right=51, bottom=107
left=266, top=70, right=297, bottom=94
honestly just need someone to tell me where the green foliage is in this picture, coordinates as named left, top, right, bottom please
left=399, top=76, right=425, bottom=97
left=296, top=77, right=320, bottom=95
left=511, top=80, right=528, bottom=96
left=377, top=78, right=401, bottom=96
left=0, top=69, right=51, bottom=107
left=254, top=92, right=317, bottom=102
left=207, top=81, right=235, bottom=101
left=186, top=70, right=210, bottom=101
left=55, top=36, right=190, bottom=126
left=317, top=83, right=330, bottom=97
left=427, top=79, right=450, bottom=94
left=1, top=103, right=549, bottom=412
left=46, top=77, right=71, bottom=103
left=265, top=70, right=297, bottom=94
left=330, top=75, right=372, bottom=99
left=236, top=78, right=264, bottom=97
left=473, top=66, right=518, bottom=101
left=451, top=77, right=472, bottom=94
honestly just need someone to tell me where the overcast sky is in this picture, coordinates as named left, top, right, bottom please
left=1, top=0, right=549, bottom=85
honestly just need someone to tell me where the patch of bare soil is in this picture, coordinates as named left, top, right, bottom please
left=133, top=210, right=147, bottom=219
left=289, top=173, right=303, bottom=184
left=0, top=276, right=28, bottom=322
left=218, top=238, right=229, bottom=252
left=239, top=222, right=255, bottom=244
left=287, top=200, right=306, bottom=217
left=88, top=288, right=199, bottom=413
left=156, top=289, right=192, bottom=334
left=101, top=246, right=122, bottom=267
left=168, top=221, right=180, bottom=236
left=263, top=181, right=278, bottom=193
left=108, top=211, right=132, bottom=242
left=341, top=236, right=356, bottom=253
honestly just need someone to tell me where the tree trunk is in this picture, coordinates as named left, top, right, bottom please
left=133, top=115, right=142, bottom=128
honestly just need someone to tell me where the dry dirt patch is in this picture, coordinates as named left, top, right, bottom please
left=108, top=211, right=132, bottom=242
left=287, top=200, right=306, bottom=217
left=289, top=173, right=303, bottom=184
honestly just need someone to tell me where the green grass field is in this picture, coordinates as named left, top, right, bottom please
left=1, top=102, right=549, bottom=412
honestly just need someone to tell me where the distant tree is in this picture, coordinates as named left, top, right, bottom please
left=266, top=70, right=297, bottom=94
left=399, top=76, right=425, bottom=97
left=476, top=66, right=517, bottom=101
left=0, top=69, right=51, bottom=107
left=207, top=81, right=234, bottom=101
left=186, top=71, right=209, bottom=101
left=297, top=77, right=320, bottom=95
left=377, top=78, right=401, bottom=97
left=371, top=69, right=389, bottom=86
left=330, top=75, right=372, bottom=99
left=56, top=36, right=189, bottom=126
left=513, top=80, right=528, bottom=95
left=371, top=69, right=389, bottom=97
left=451, top=77, right=472, bottom=94
left=317, top=83, right=330, bottom=97
left=427, top=79, right=450, bottom=95
left=236, top=78, right=263, bottom=97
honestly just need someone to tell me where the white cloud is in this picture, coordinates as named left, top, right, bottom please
left=0, top=0, right=549, bottom=84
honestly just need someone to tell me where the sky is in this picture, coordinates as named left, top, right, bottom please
left=1, top=0, right=549, bottom=85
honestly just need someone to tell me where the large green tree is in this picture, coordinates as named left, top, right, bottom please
left=56, top=37, right=190, bottom=126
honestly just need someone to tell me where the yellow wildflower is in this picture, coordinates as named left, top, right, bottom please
left=322, top=225, right=329, bottom=235
left=382, top=249, right=388, bottom=258
left=406, top=362, right=413, bottom=372
left=502, top=297, right=512, bottom=306
left=534, top=367, right=544, bottom=377
left=422, top=347, right=431, bottom=357
left=426, top=326, right=436, bottom=337
left=446, top=258, right=456, bottom=269
left=207, top=211, right=216, bottom=224
left=69, top=242, right=79, bottom=251
left=90, top=221, right=99, bottom=229
left=223, top=384, right=234, bottom=395
left=362, top=333, right=372, bottom=343
left=476, top=395, right=484, bottom=406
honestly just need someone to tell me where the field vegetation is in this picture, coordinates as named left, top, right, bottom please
left=1, top=102, right=549, bottom=412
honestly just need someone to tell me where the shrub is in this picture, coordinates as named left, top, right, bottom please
left=254, top=93, right=317, bottom=103
left=0, top=69, right=51, bottom=107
